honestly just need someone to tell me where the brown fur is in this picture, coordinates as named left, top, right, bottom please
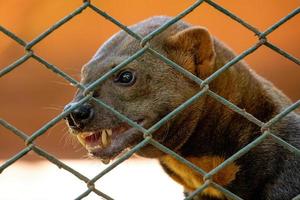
left=66, top=16, right=300, bottom=199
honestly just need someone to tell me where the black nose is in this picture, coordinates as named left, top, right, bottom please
left=64, top=103, right=93, bottom=129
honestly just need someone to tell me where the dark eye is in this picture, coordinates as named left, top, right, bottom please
left=114, top=71, right=136, bottom=86
left=92, top=90, right=100, bottom=98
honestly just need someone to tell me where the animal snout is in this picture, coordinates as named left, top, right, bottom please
left=64, top=102, right=94, bottom=129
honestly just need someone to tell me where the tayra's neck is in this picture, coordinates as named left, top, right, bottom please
left=180, top=38, right=288, bottom=157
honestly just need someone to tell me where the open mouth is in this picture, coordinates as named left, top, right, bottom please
left=76, top=120, right=144, bottom=164
left=77, top=129, right=113, bottom=150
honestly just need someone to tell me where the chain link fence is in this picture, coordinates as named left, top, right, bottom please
left=1, top=0, right=300, bottom=199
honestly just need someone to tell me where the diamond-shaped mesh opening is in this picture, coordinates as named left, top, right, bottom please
left=0, top=33, right=25, bottom=69
left=32, top=8, right=121, bottom=70
left=244, top=45, right=300, bottom=102
left=0, top=125, right=25, bottom=160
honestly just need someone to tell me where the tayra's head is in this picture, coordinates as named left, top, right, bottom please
left=64, top=16, right=216, bottom=163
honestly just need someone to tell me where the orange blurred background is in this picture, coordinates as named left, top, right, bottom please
left=1, top=0, right=300, bottom=161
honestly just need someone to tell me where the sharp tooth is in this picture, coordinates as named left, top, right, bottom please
left=77, top=135, right=86, bottom=146
left=107, top=129, right=112, bottom=136
left=102, top=129, right=108, bottom=148
left=81, top=132, right=94, bottom=138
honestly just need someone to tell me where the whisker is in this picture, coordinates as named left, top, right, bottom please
left=42, top=106, right=63, bottom=111
left=44, top=121, right=65, bottom=137
left=74, top=145, right=84, bottom=153
left=50, top=80, right=75, bottom=87
left=81, top=154, right=92, bottom=160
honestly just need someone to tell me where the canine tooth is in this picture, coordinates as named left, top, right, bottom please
left=77, top=135, right=86, bottom=146
left=102, top=129, right=108, bottom=147
left=107, top=129, right=112, bottom=136
left=80, top=132, right=94, bottom=138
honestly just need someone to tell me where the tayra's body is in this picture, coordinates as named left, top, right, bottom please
left=65, top=16, right=300, bottom=199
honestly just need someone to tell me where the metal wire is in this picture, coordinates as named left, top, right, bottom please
left=1, top=0, right=299, bottom=199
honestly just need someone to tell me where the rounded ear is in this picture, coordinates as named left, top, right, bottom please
left=164, top=27, right=216, bottom=78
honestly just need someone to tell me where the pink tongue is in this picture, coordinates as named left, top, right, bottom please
left=84, top=132, right=100, bottom=143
